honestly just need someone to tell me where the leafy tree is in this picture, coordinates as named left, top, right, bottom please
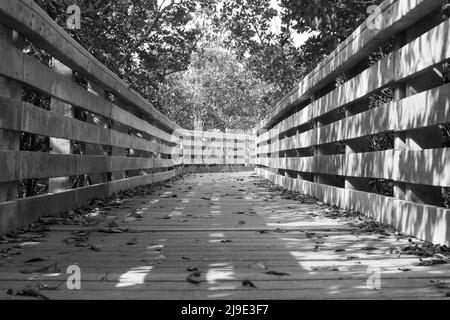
left=157, top=36, right=276, bottom=130
left=280, top=0, right=383, bottom=70
left=213, top=0, right=305, bottom=98
left=35, top=0, right=211, bottom=101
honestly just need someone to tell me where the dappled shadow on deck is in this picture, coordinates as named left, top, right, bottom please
left=0, top=172, right=449, bottom=300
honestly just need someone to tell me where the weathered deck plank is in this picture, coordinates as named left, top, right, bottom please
left=1, top=171, right=449, bottom=300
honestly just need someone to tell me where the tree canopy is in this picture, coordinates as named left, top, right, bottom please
left=35, top=0, right=382, bottom=130
left=157, top=34, right=277, bottom=130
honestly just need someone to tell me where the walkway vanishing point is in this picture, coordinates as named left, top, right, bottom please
left=1, top=172, right=450, bottom=300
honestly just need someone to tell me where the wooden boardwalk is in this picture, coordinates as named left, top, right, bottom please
left=1, top=171, right=450, bottom=300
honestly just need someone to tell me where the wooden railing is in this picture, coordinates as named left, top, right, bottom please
left=0, top=0, right=253, bottom=234
left=0, top=0, right=186, bottom=233
left=177, top=129, right=256, bottom=167
left=255, top=0, right=450, bottom=245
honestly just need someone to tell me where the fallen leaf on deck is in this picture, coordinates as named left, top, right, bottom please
left=98, top=227, right=127, bottom=234
left=361, top=246, right=378, bottom=251
left=37, top=281, right=65, bottom=291
left=148, top=245, right=164, bottom=251
left=417, top=257, right=448, bottom=266
left=127, top=212, right=144, bottom=219
left=155, top=215, right=171, bottom=220
left=398, top=267, right=411, bottom=272
left=25, top=257, right=46, bottom=263
left=88, top=244, right=102, bottom=252
left=7, top=284, right=49, bottom=300
left=242, top=280, right=257, bottom=289
left=187, top=267, right=199, bottom=272
left=249, top=261, right=267, bottom=270
left=20, top=262, right=60, bottom=274
left=264, top=271, right=290, bottom=276
left=433, top=253, right=449, bottom=262
left=187, top=271, right=202, bottom=285
left=311, top=266, right=339, bottom=272
left=107, top=221, right=119, bottom=228
left=142, top=254, right=166, bottom=265
left=126, top=238, right=138, bottom=245
left=100, top=272, right=109, bottom=282
left=431, top=280, right=450, bottom=289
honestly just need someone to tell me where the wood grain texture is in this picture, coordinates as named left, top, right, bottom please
left=1, top=172, right=448, bottom=300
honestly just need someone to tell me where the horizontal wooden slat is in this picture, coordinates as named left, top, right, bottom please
left=397, top=19, right=450, bottom=80
left=257, top=83, right=450, bottom=154
left=110, top=131, right=172, bottom=154
left=180, top=129, right=256, bottom=166
left=258, top=146, right=450, bottom=187
left=0, top=0, right=178, bottom=132
left=0, top=96, right=176, bottom=154
left=255, top=0, right=442, bottom=131
left=313, top=18, right=450, bottom=120
left=0, top=152, right=184, bottom=181
left=0, top=169, right=180, bottom=234
left=256, top=168, right=450, bottom=245
left=0, top=41, right=176, bottom=145
left=257, top=17, right=450, bottom=144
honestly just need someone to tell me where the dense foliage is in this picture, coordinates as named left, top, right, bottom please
left=281, top=0, right=384, bottom=69
left=157, top=36, right=276, bottom=130
left=34, top=0, right=386, bottom=128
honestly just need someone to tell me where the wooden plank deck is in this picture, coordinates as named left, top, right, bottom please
left=1, top=171, right=449, bottom=300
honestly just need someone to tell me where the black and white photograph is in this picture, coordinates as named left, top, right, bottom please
left=0, top=0, right=449, bottom=308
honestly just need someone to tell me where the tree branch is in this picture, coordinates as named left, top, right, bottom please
left=116, top=0, right=176, bottom=68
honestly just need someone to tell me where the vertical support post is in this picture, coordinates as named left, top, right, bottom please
left=391, top=30, right=442, bottom=205
left=85, top=81, right=108, bottom=184
left=110, top=129, right=127, bottom=181
left=109, top=98, right=129, bottom=180
left=49, top=59, right=73, bottom=193
left=393, top=31, right=408, bottom=200
left=344, top=105, right=372, bottom=192
left=0, top=28, right=23, bottom=202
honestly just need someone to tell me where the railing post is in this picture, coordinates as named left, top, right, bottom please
left=0, top=27, right=23, bottom=202
left=85, top=81, right=109, bottom=184
left=109, top=98, right=131, bottom=180
left=110, top=103, right=127, bottom=181
left=344, top=106, right=372, bottom=194
left=49, top=59, right=74, bottom=193
left=392, top=28, right=443, bottom=205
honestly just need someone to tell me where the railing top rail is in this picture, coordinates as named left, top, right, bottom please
left=0, top=0, right=179, bottom=133
left=254, top=0, right=443, bottom=132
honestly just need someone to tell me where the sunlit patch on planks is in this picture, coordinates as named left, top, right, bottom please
left=1, top=172, right=450, bottom=300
